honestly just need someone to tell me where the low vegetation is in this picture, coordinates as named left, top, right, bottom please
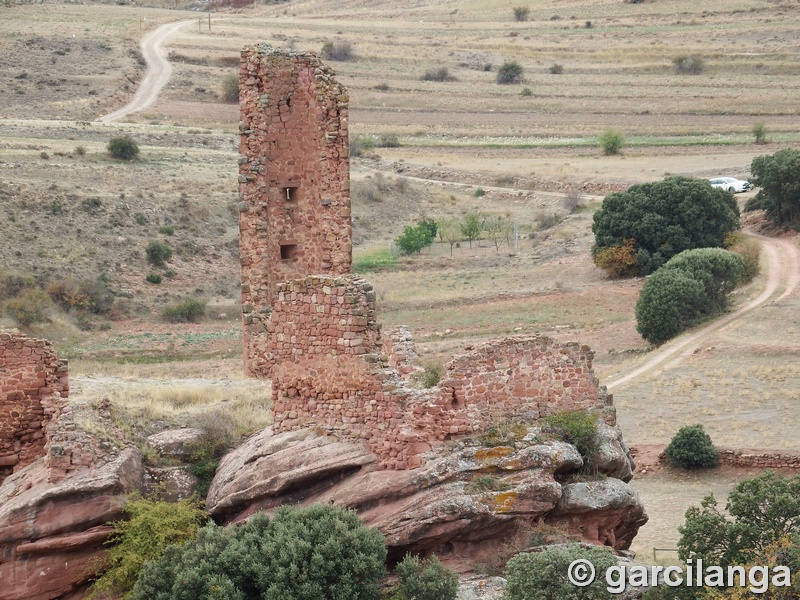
left=664, top=424, right=718, bottom=469
left=221, top=72, right=238, bottom=103
left=672, top=54, right=705, bottom=75
left=131, top=505, right=387, bottom=599
left=599, top=128, right=625, bottom=155
left=161, top=297, right=206, bottom=323
left=88, top=497, right=207, bottom=600
left=107, top=136, right=140, bottom=161
left=321, top=40, right=355, bottom=61
left=388, top=554, right=459, bottom=600
left=541, top=410, right=600, bottom=472
left=504, top=544, right=618, bottom=600
left=497, top=60, right=523, bottom=84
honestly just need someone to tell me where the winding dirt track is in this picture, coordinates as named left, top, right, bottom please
left=99, top=20, right=194, bottom=123
left=607, top=234, right=799, bottom=390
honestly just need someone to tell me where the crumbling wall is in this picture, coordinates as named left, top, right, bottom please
left=266, top=275, right=612, bottom=469
left=238, top=45, right=352, bottom=377
left=0, top=331, right=68, bottom=484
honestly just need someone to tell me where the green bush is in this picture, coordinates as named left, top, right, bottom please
left=158, top=225, right=175, bottom=235
left=395, top=219, right=437, bottom=256
left=504, top=544, right=618, bottom=600
left=145, top=273, right=162, bottom=284
left=107, top=136, right=139, bottom=161
left=520, top=87, right=533, bottom=96
left=664, top=424, right=718, bottom=470
left=599, top=128, right=625, bottom=155
left=131, top=504, right=387, bottom=600
left=221, top=72, right=239, bottom=103
left=74, top=145, right=87, bottom=156
left=635, top=248, right=744, bottom=344
left=549, top=63, right=564, bottom=74
left=162, top=297, right=206, bottom=323
left=350, top=135, right=375, bottom=158
left=47, top=277, right=114, bottom=314
left=145, top=240, right=173, bottom=267
left=88, top=497, right=206, bottom=599
left=460, top=211, right=484, bottom=248
left=415, top=362, right=443, bottom=388
left=745, top=148, right=800, bottom=228
left=497, top=60, right=523, bottom=84
left=752, top=121, right=769, bottom=144
left=592, top=176, right=741, bottom=276
left=541, top=410, right=599, bottom=468
left=377, top=133, right=401, bottom=148
left=389, top=554, right=459, bottom=600
left=5, top=288, right=50, bottom=326
left=672, top=54, right=705, bottom=74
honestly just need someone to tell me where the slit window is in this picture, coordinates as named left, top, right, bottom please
left=280, top=244, right=298, bottom=260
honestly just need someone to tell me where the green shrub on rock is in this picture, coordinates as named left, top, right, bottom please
left=664, top=424, right=718, bottom=469
left=504, top=544, right=618, bottom=600
left=131, top=504, right=387, bottom=600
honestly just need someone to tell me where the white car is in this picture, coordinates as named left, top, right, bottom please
left=708, top=177, right=752, bottom=193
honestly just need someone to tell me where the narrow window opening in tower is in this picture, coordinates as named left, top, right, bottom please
left=280, top=244, right=298, bottom=260
left=285, top=187, right=292, bottom=201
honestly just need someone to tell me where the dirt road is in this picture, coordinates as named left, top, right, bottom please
left=607, top=234, right=799, bottom=390
left=99, top=20, right=194, bottom=123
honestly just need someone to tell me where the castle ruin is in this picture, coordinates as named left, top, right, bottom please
left=238, top=47, right=616, bottom=469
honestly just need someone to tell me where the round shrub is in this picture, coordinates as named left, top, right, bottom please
left=504, top=544, right=618, bottom=600
left=497, top=60, right=523, bottom=84
left=145, top=273, right=162, bottom=284
left=635, top=248, right=744, bottom=344
left=390, top=554, right=459, bottom=600
left=131, top=504, right=387, bottom=600
left=107, top=136, right=139, bottom=161
left=145, top=240, right=172, bottom=267
left=599, top=128, right=625, bottom=155
left=664, top=424, right=718, bottom=469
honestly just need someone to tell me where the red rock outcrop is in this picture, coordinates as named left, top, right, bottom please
left=0, top=332, right=143, bottom=600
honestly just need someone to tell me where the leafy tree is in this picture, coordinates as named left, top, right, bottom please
left=599, top=129, right=625, bottom=155
left=460, top=211, right=484, bottom=249
left=89, top=497, right=207, bottom=600
left=664, top=424, right=718, bottom=469
left=678, top=472, right=800, bottom=590
left=635, top=248, right=743, bottom=344
left=395, top=219, right=437, bottom=255
left=107, top=136, right=140, bottom=161
left=592, top=238, right=638, bottom=278
left=592, top=176, right=740, bottom=276
left=388, top=554, right=459, bottom=600
left=131, top=504, right=387, bottom=600
left=497, top=60, right=523, bottom=84
left=504, top=544, right=618, bottom=600
left=745, top=148, right=800, bottom=228
left=439, top=219, right=461, bottom=256
left=752, top=122, right=769, bottom=145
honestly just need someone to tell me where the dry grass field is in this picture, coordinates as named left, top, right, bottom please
left=2, top=0, right=800, bottom=565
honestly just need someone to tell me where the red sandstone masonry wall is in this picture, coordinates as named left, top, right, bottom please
left=266, top=275, right=611, bottom=469
left=0, top=331, right=68, bottom=484
left=238, top=46, right=352, bottom=377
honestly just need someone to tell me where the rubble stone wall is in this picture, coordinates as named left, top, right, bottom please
left=238, top=45, right=352, bottom=377
left=266, top=275, right=611, bottom=469
left=0, top=332, right=68, bottom=484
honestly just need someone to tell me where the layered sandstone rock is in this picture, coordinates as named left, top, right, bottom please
left=207, top=423, right=646, bottom=561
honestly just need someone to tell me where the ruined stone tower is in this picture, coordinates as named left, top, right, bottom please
left=238, top=45, right=352, bottom=376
